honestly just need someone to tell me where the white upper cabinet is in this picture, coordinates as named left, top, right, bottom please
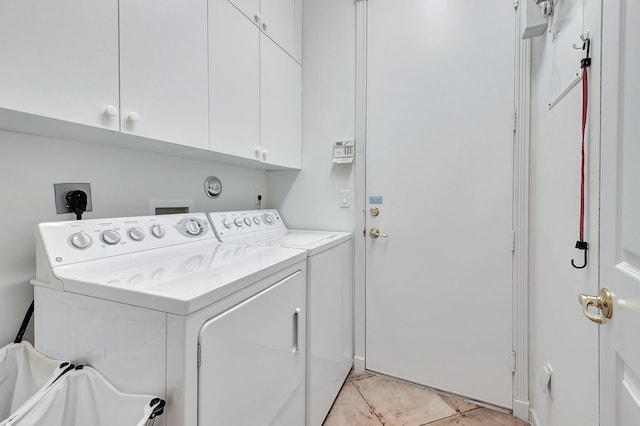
left=210, top=0, right=261, bottom=159
left=260, top=0, right=296, bottom=61
left=0, top=0, right=119, bottom=130
left=210, top=0, right=301, bottom=169
left=119, top=0, right=209, bottom=149
left=260, top=34, right=302, bottom=169
left=229, top=0, right=302, bottom=63
left=227, top=0, right=261, bottom=26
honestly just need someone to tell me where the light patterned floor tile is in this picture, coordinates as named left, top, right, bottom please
left=437, top=394, right=479, bottom=414
left=323, top=381, right=382, bottom=426
left=424, top=407, right=529, bottom=426
left=349, top=370, right=377, bottom=382
left=351, top=374, right=456, bottom=425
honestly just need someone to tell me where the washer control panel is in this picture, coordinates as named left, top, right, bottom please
left=38, top=213, right=214, bottom=267
left=208, top=209, right=285, bottom=239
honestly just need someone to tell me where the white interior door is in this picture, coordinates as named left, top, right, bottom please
left=599, top=0, right=640, bottom=423
left=365, top=0, right=515, bottom=408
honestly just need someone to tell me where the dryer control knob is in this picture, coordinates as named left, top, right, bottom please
left=101, top=230, right=121, bottom=245
left=70, top=232, right=92, bottom=249
left=223, top=218, right=233, bottom=229
left=150, top=224, right=166, bottom=239
left=253, top=216, right=261, bottom=225
left=128, top=227, right=145, bottom=241
left=185, top=219, right=203, bottom=236
left=244, top=217, right=252, bottom=226
left=234, top=218, right=243, bottom=228
left=263, top=214, right=274, bottom=224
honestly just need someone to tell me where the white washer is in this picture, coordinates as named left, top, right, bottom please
left=208, top=209, right=353, bottom=426
left=31, top=213, right=308, bottom=426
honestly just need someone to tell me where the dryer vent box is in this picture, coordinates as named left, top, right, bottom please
left=149, top=199, right=194, bottom=215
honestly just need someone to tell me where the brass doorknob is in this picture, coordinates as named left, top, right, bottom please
left=369, top=228, right=388, bottom=238
left=578, top=288, right=613, bottom=325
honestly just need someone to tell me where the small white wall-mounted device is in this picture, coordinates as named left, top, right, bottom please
left=333, top=139, right=355, bottom=164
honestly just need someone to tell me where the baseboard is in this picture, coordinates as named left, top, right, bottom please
left=513, top=399, right=530, bottom=421
left=353, top=356, right=365, bottom=373
left=529, top=407, right=541, bottom=426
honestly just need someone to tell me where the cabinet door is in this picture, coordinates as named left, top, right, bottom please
left=0, top=0, right=119, bottom=130
left=210, top=0, right=261, bottom=160
left=260, top=36, right=302, bottom=168
left=228, top=0, right=260, bottom=26
left=120, top=0, right=209, bottom=149
left=198, top=271, right=306, bottom=425
left=260, top=0, right=296, bottom=60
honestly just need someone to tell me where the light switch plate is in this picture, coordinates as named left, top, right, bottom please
left=340, top=190, right=350, bottom=208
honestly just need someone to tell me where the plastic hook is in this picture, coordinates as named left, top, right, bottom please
left=571, top=241, right=589, bottom=269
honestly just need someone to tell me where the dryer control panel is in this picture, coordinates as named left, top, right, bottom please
left=208, top=209, right=285, bottom=240
left=37, top=213, right=214, bottom=267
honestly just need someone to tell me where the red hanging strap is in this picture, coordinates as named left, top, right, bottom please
left=579, top=66, right=588, bottom=242
left=572, top=37, right=591, bottom=269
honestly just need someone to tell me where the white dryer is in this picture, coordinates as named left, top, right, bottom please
left=208, top=209, right=353, bottom=426
left=31, top=213, right=308, bottom=426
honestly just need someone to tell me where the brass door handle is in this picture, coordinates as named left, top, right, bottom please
left=369, top=228, right=388, bottom=238
left=578, top=288, right=613, bottom=325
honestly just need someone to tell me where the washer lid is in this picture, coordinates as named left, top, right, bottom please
left=224, top=230, right=352, bottom=256
left=43, top=239, right=306, bottom=316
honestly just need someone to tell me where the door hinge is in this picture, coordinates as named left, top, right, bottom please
left=511, top=230, right=516, bottom=253
left=511, top=351, right=517, bottom=373
left=197, top=343, right=201, bottom=368
left=512, top=110, right=517, bottom=132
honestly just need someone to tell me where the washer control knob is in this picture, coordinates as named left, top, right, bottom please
left=101, top=230, right=121, bottom=245
left=150, top=224, right=166, bottom=239
left=185, top=219, right=203, bottom=236
left=127, top=227, right=145, bottom=241
left=70, top=232, right=92, bottom=249
left=234, top=218, right=243, bottom=228
left=223, top=218, right=233, bottom=229
left=253, top=216, right=261, bottom=225
left=244, top=217, right=252, bottom=226
left=263, top=214, right=274, bottom=224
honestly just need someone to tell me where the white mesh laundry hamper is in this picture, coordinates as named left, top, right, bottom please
left=0, top=341, right=70, bottom=422
left=0, top=301, right=72, bottom=423
left=0, top=364, right=166, bottom=426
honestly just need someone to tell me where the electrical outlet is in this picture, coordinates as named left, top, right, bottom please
left=54, top=183, right=93, bottom=215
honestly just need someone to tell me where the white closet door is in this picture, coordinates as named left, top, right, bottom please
left=260, top=36, right=302, bottom=168
left=365, top=0, right=514, bottom=408
left=120, top=0, right=209, bottom=149
left=0, top=0, right=119, bottom=130
left=210, top=0, right=261, bottom=160
left=198, top=272, right=306, bottom=425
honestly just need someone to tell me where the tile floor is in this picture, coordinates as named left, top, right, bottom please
left=323, top=371, right=529, bottom=426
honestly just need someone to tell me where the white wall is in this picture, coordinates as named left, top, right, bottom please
left=0, top=130, right=266, bottom=346
left=265, top=0, right=356, bottom=232
left=528, top=1, right=601, bottom=424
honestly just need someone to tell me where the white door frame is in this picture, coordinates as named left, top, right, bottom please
left=352, top=0, right=531, bottom=420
